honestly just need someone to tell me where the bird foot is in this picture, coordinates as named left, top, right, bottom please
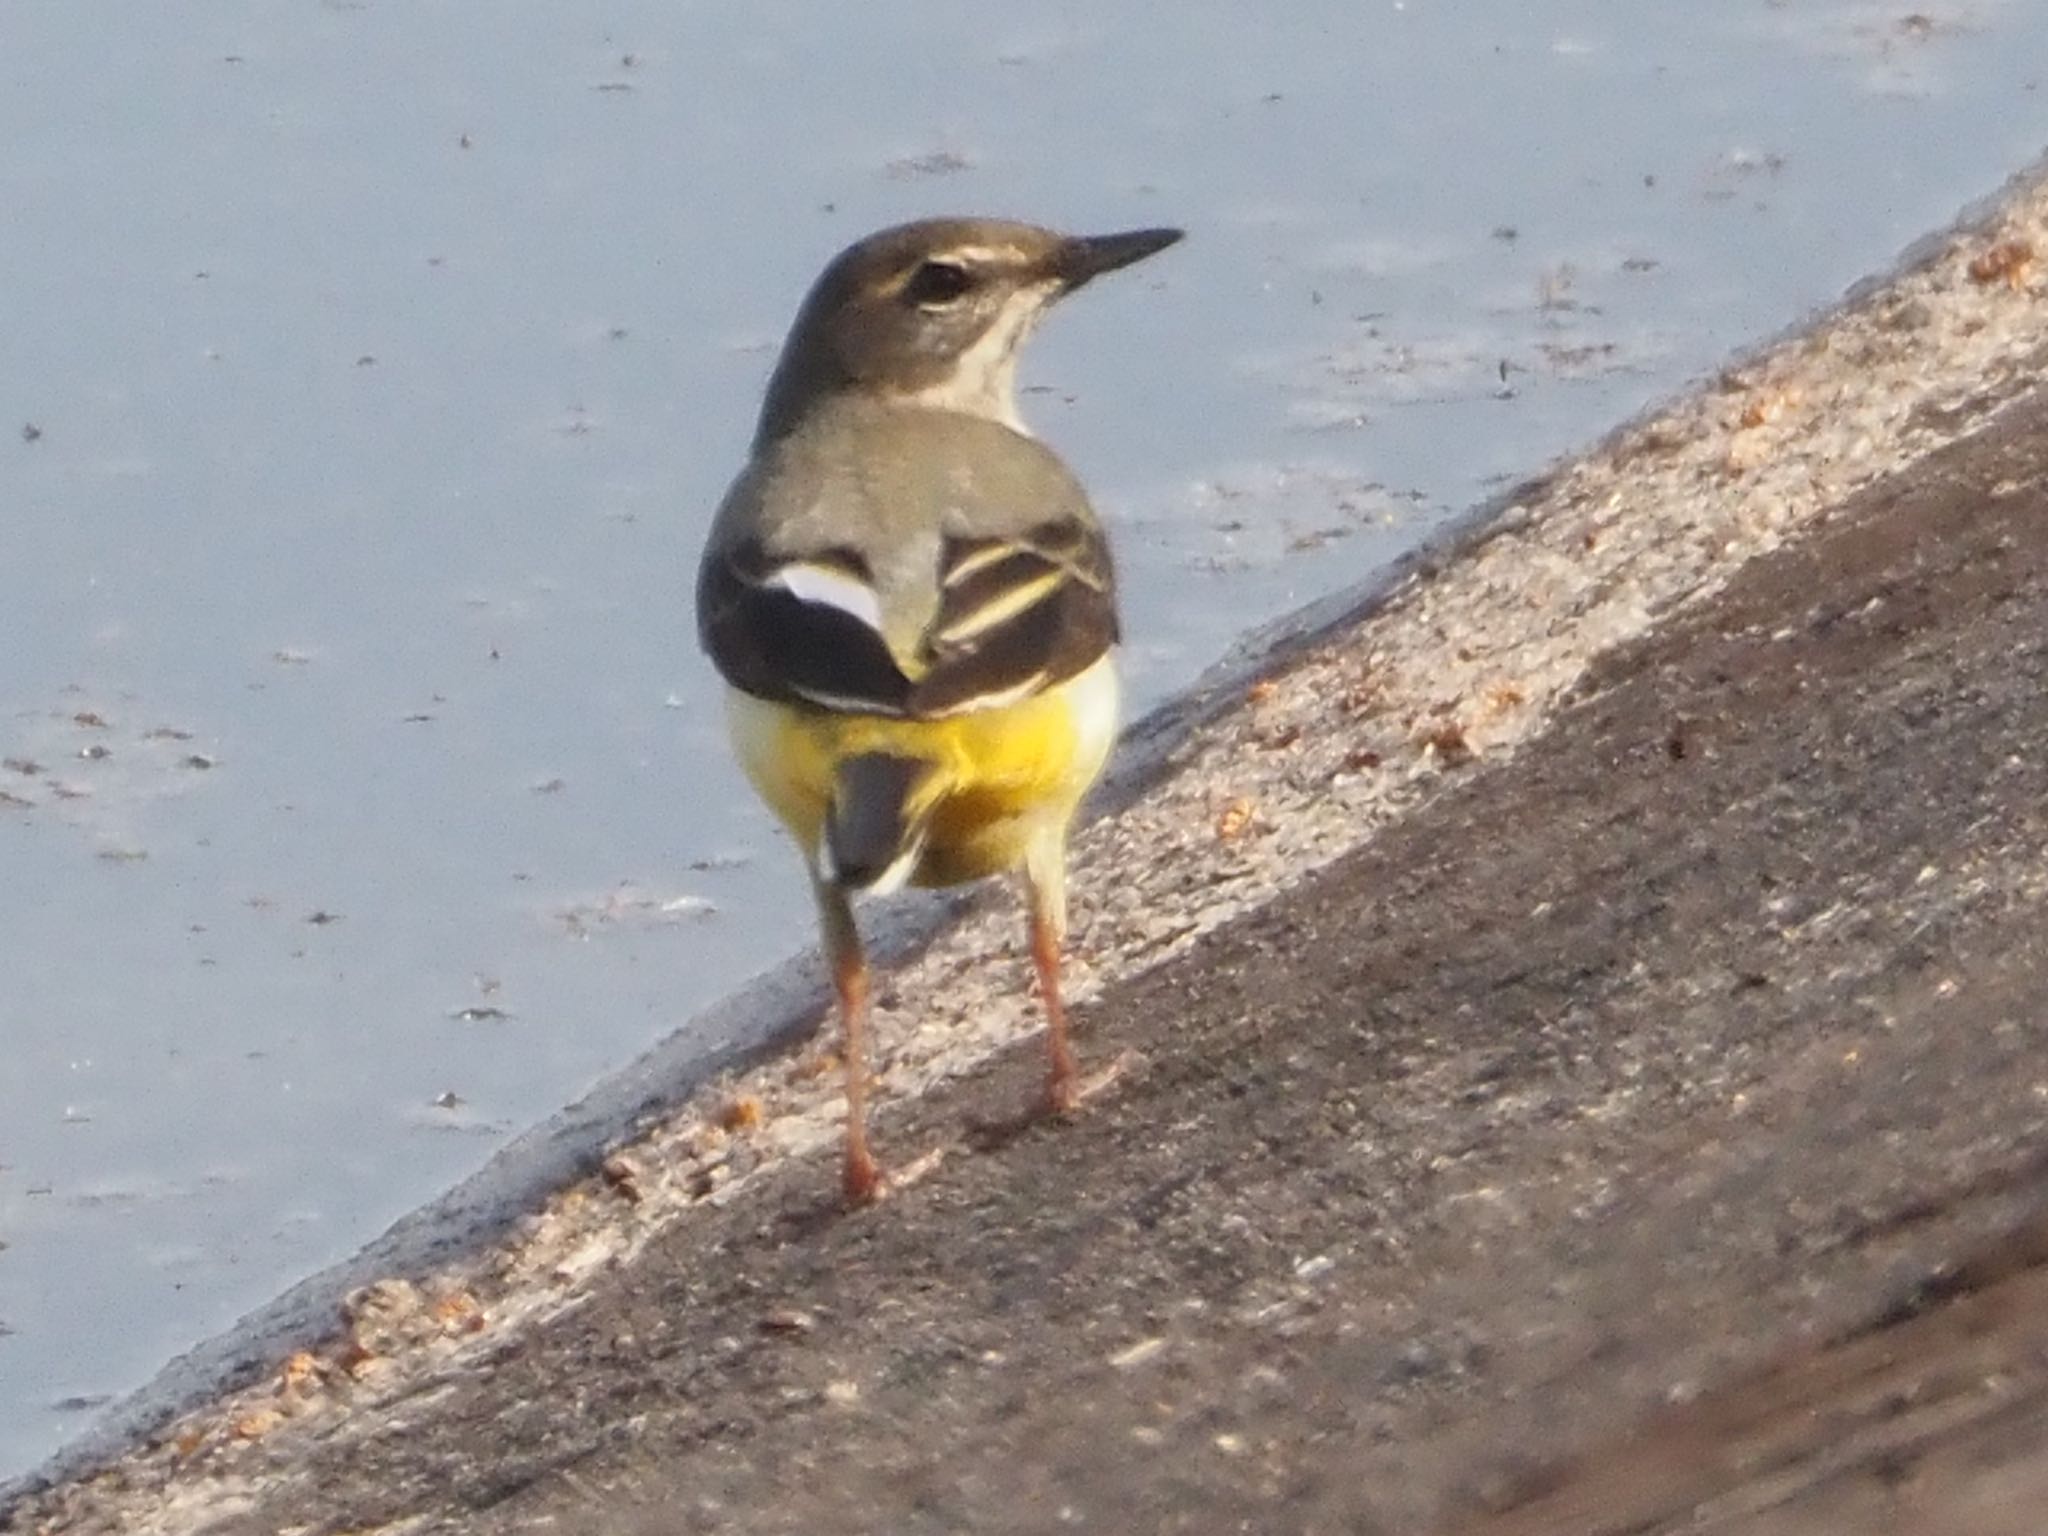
left=842, top=1144, right=947, bottom=1208
left=842, top=1147, right=884, bottom=1207
left=1044, top=1049, right=1140, bottom=1117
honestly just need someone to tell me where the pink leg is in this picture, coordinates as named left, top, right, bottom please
left=817, top=883, right=882, bottom=1205
left=1028, top=887, right=1080, bottom=1114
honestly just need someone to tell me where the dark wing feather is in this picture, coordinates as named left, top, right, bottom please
left=909, top=521, right=1117, bottom=714
left=696, top=541, right=913, bottom=712
left=697, top=519, right=1116, bottom=719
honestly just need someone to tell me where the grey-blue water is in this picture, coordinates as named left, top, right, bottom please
left=3, top=0, right=2044, bottom=1483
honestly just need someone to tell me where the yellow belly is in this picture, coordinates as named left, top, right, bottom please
left=725, top=657, right=1119, bottom=888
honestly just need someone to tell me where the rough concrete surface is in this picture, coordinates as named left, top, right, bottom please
left=11, top=178, right=2048, bottom=1533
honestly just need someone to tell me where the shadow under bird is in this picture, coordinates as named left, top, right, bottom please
left=696, top=215, right=1183, bottom=1205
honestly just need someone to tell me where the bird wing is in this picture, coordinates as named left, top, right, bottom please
left=697, top=510, right=1116, bottom=718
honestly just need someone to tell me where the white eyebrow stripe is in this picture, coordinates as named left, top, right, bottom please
left=763, top=561, right=886, bottom=632
left=934, top=244, right=1011, bottom=266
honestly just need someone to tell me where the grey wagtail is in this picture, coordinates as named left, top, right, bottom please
left=696, top=216, right=1182, bottom=1205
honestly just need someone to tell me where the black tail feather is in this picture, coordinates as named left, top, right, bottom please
left=826, top=753, right=930, bottom=889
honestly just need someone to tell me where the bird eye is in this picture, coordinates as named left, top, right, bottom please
left=902, top=260, right=974, bottom=307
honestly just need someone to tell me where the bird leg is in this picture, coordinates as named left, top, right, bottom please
left=1031, top=910, right=1081, bottom=1113
left=1025, top=872, right=1082, bottom=1114
left=1025, top=847, right=1133, bottom=1118
left=815, top=882, right=882, bottom=1205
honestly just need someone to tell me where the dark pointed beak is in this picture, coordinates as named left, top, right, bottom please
left=1054, top=226, right=1185, bottom=292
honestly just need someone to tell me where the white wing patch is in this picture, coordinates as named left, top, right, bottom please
left=765, top=561, right=885, bottom=633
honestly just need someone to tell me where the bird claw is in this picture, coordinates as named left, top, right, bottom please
left=1044, top=1049, right=1138, bottom=1117
left=842, top=1144, right=947, bottom=1208
left=843, top=1147, right=884, bottom=1207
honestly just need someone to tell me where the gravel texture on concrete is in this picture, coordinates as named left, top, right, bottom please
left=9, top=169, right=2048, bottom=1534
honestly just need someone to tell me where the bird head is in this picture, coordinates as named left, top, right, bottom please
left=753, top=217, right=1183, bottom=448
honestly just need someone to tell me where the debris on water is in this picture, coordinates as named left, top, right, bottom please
left=1538, top=263, right=1578, bottom=311
left=885, top=149, right=972, bottom=180
left=686, top=851, right=752, bottom=871
left=555, top=884, right=718, bottom=936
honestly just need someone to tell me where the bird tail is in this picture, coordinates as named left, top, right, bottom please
left=823, top=752, right=941, bottom=893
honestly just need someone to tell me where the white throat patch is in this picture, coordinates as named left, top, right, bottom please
left=895, top=286, right=1054, bottom=434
